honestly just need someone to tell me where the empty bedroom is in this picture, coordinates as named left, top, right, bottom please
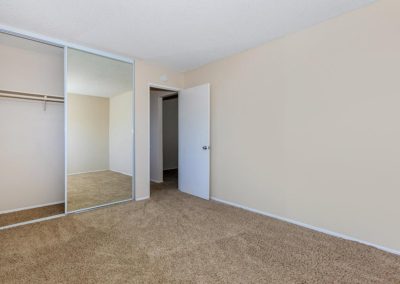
left=0, top=0, right=399, bottom=283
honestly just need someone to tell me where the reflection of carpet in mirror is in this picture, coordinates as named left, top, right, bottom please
left=67, top=171, right=132, bottom=211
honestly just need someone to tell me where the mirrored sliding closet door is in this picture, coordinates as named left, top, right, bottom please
left=66, top=48, right=133, bottom=212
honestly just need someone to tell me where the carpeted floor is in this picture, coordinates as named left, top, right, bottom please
left=67, top=170, right=132, bottom=211
left=0, top=171, right=399, bottom=283
left=0, top=203, right=65, bottom=227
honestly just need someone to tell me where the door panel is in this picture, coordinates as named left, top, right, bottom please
left=178, top=84, right=210, bottom=199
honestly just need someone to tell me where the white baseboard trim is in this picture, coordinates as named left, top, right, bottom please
left=0, top=201, right=64, bottom=215
left=69, top=170, right=133, bottom=176
left=68, top=169, right=109, bottom=176
left=136, top=196, right=150, bottom=201
left=109, top=169, right=133, bottom=176
left=150, top=179, right=163, bottom=183
left=211, top=197, right=400, bottom=256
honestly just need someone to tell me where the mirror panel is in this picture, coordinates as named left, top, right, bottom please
left=67, top=48, right=133, bottom=212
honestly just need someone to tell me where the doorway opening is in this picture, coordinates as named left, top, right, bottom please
left=149, top=83, right=210, bottom=200
left=150, top=87, right=179, bottom=195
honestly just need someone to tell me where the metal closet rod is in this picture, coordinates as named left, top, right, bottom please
left=0, top=89, right=64, bottom=103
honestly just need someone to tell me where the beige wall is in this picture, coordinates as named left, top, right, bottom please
left=0, top=33, right=64, bottom=212
left=110, top=91, right=133, bottom=176
left=134, top=60, right=184, bottom=198
left=67, top=94, right=110, bottom=174
left=150, top=89, right=177, bottom=182
left=0, top=33, right=63, bottom=96
left=184, top=0, right=400, bottom=251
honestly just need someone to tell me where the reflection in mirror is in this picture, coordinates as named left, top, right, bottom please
left=67, top=48, right=133, bottom=212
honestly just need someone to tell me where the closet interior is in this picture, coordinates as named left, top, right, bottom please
left=0, top=31, right=134, bottom=228
left=0, top=32, right=65, bottom=227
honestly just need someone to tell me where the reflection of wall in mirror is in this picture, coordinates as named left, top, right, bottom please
left=109, top=91, right=133, bottom=176
left=67, top=94, right=109, bottom=174
left=67, top=91, right=132, bottom=176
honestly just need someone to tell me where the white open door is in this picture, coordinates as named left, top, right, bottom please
left=179, top=84, right=210, bottom=199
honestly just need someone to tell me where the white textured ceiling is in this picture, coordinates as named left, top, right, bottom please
left=0, top=0, right=375, bottom=71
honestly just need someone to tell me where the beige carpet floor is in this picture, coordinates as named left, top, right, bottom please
left=0, top=170, right=399, bottom=283
left=67, top=170, right=132, bottom=211
left=0, top=203, right=65, bottom=227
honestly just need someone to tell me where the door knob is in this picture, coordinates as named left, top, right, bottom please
left=202, top=146, right=210, bottom=150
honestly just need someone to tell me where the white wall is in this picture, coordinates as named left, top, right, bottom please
left=67, top=94, right=110, bottom=174
left=0, top=33, right=64, bottom=212
left=163, top=97, right=178, bottom=170
left=109, top=91, right=133, bottom=176
left=184, top=0, right=400, bottom=252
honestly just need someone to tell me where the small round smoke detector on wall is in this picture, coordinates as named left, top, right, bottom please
left=160, top=74, right=168, bottom=82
